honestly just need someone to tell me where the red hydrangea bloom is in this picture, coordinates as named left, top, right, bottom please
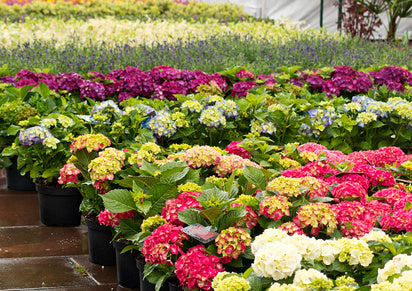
left=175, top=245, right=224, bottom=291
left=98, top=208, right=136, bottom=227
left=300, top=161, right=339, bottom=178
left=380, top=209, right=412, bottom=233
left=231, top=81, right=257, bottom=98
left=282, top=168, right=312, bottom=178
left=161, top=191, right=203, bottom=226
left=340, top=174, right=370, bottom=190
left=142, top=223, right=188, bottom=265
left=236, top=69, right=255, bottom=80
left=58, top=163, right=81, bottom=185
left=372, top=188, right=409, bottom=206
left=225, top=141, right=250, bottom=159
left=334, top=201, right=365, bottom=224
left=393, top=195, right=412, bottom=211
left=215, top=227, right=251, bottom=262
left=331, top=182, right=367, bottom=203
left=366, top=168, right=396, bottom=187
left=341, top=219, right=374, bottom=239
left=297, top=142, right=328, bottom=153
left=259, top=196, right=291, bottom=221
left=364, top=200, right=393, bottom=221
left=233, top=205, right=258, bottom=229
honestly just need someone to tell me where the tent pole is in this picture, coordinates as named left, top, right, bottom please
left=320, top=0, right=324, bottom=28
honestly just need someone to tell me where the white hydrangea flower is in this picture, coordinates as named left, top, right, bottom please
left=252, top=241, right=302, bottom=281
left=377, top=254, right=412, bottom=283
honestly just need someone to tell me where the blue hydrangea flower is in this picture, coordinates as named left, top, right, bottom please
left=214, top=100, right=239, bottom=118
left=19, top=126, right=53, bottom=146
left=299, top=123, right=320, bottom=138
left=148, top=110, right=177, bottom=138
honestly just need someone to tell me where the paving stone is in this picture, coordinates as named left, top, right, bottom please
left=0, top=225, right=88, bottom=258
left=71, top=255, right=118, bottom=286
left=0, top=257, right=94, bottom=289
left=0, top=193, right=41, bottom=226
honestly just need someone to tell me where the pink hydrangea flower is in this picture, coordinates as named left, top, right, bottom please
left=341, top=219, right=374, bottom=239
left=161, top=191, right=203, bottom=226
left=259, top=196, right=291, bottom=221
left=175, top=245, right=223, bottom=290
left=380, top=209, right=412, bottom=233
left=70, top=133, right=111, bottom=153
left=334, top=201, right=365, bottom=224
left=331, top=181, right=367, bottom=203
left=372, top=188, right=409, bottom=206
left=279, top=221, right=305, bottom=235
left=293, top=203, right=338, bottom=236
left=393, top=195, right=412, bottom=211
left=142, top=223, right=188, bottom=265
left=233, top=205, right=258, bottom=229
left=225, top=141, right=250, bottom=159
left=215, top=227, right=251, bottom=262
left=98, top=208, right=136, bottom=227
left=339, top=174, right=370, bottom=190
left=182, top=146, right=221, bottom=168
left=58, top=163, right=81, bottom=185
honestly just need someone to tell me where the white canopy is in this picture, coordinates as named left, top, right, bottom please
left=201, top=0, right=412, bottom=39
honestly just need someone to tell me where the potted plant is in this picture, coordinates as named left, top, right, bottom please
left=3, top=112, right=87, bottom=226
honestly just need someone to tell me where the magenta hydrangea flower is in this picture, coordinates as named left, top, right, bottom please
left=161, top=191, right=203, bottom=226
left=331, top=181, right=367, bottom=203
left=58, top=163, right=81, bottom=185
left=225, top=141, right=250, bottom=159
left=175, top=245, right=224, bottom=291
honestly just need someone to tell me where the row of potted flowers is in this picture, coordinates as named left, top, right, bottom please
left=0, top=65, right=412, bottom=290
left=56, top=132, right=412, bottom=290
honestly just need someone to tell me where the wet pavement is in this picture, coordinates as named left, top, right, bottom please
left=0, top=169, right=137, bottom=291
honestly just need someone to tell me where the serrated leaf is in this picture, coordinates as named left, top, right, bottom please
left=119, top=219, right=141, bottom=241
left=217, top=208, right=247, bottom=231
left=243, top=165, right=267, bottom=190
left=100, top=189, right=137, bottom=213
left=6, top=125, right=21, bottom=136
left=140, top=160, right=159, bottom=175
left=147, top=183, right=178, bottom=216
left=199, top=207, right=223, bottom=223
left=161, top=166, right=189, bottom=184
left=178, top=209, right=206, bottom=226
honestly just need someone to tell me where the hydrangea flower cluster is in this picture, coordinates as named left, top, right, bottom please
left=212, top=272, right=251, bottom=291
left=140, top=215, right=167, bottom=233
left=214, top=100, right=239, bottom=118
left=142, top=223, right=188, bottom=265
left=259, top=196, right=292, bottom=221
left=199, top=106, right=227, bottom=128
left=215, top=227, right=251, bottom=262
left=88, top=148, right=125, bottom=182
left=233, top=204, right=258, bottom=229
left=376, top=254, right=412, bottom=283
left=293, top=203, right=338, bottom=235
left=161, top=191, right=203, bottom=226
left=182, top=145, right=221, bottom=168
left=331, top=181, right=367, bottom=203
left=293, top=268, right=334, bottom=290
left=98, top=208, right=136, bottom=227
left=214, top=155, right=261, bottom=177
left=70, top=133, right=111, bottom=153
left=175, top=245, right=224, bottom=291
left=225, top=141, right=250, bottom=159
left=19, top=126, right=53, bottom=145
left=181, top=100, right=203, bottom=113
left=148, top=110, right=177, bottom=138
left=250, top=119, right=277, bottom=135
left=58, top=163, right=81, bottom=185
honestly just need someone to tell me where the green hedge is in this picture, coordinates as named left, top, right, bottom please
left=0, top=0, right=253, bottom=22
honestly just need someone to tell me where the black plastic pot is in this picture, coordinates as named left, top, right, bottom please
left=135, top=258, right=168, bottom=291
left=6, top=157, right=35, bottom=191
left=168, top=280, right=184, bottom=291
left=84, top=217, right=116, bottom=266
left=112, top=240, right=140, bottom=289
left=36, top=183, right=82, bottom=227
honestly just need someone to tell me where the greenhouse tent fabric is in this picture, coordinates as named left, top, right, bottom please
left=201, top=0, right=411, bottom=39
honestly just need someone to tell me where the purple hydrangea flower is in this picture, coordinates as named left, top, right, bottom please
left=19, top=126, right=53, bottom=146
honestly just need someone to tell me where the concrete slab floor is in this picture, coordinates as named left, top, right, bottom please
left=0, top=172, right=127, bottom=291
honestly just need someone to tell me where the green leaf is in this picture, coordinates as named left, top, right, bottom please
left=310, top=197, right=335, bottom=203
left=33, top=82, right=51, bottom=98
left=147, top=183, right=178, bottom=216
left=199, top=207, right=223, bottom=223
left=41, top=168, right=59, bottom=179
left=99, top=189, right=137, bottom=213
left=243, top=165, right=266, bottom=190
left=119, top=219, right=141, bottom=241
left=217, top=208, right=247, bottom=231
left=161, top=166, right=190, bottom=184
left=133, top=176, right=161, bottom=188
left=178, top=209, right=206, bottom=226
left=140, top=160, right=159, bottom=175
left=6, top=125, right=21, bottom=136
